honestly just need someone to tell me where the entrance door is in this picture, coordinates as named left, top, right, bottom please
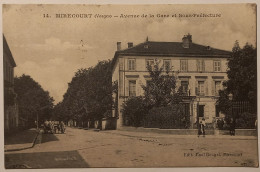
left=198, top=105, right=204, bottom=117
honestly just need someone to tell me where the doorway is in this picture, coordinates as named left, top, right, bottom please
left=198, top=105, right=204, bottom=118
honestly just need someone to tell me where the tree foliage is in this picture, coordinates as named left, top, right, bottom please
left=217, top=41, right=257, bottom=115
left=122, top=59, right=185, bottom=128
left=14, top=74, right=54, bottom=127
left=141, top=59, right=180, bottom=108
left=121, top=96, right=147, bottom=127
left=53, top=60, right=114, bottom=124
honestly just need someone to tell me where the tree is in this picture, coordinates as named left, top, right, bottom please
left=14, top=74, right=54, bottom=127
left=141, top=59, right=180, bottom=108
left=121, top=59, right=185, bottom=128
left=55, top=60, right=113, bottom=128
left=217, top=41, right=257, bottom=116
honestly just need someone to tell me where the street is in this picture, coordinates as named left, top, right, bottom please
left=5, top=127, right=258, bottom=168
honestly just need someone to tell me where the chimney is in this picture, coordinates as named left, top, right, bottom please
left=128, top=42, right=133, bottom=48
left=117, top=42, right=121, bottom=51
left=182, top=33, right=192, bottom=48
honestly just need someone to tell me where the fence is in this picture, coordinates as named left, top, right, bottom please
left=229, top=101, right=256, bottom=129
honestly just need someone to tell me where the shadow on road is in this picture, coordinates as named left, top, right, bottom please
left=4, top=129, right=37, bottom=145
left=5, top=150, right=89, bottom=168
left=41, top=133, right=59, bottom=143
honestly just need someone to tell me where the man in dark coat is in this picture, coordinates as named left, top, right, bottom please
left=230, top=118, right=235, bottom=136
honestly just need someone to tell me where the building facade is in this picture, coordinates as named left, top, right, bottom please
left=3, top=35, right=19, bottom=132
left=111, top=34, right=231, bottom=129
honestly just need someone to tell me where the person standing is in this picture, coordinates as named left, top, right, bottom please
left=198, top=118, right=206, bottom=137
left=230, top=118, right=235, bottom=136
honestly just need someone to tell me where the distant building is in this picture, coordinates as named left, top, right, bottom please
left=3, top=35, right=19, bottom=132
left=111, top=34, right=231, bottom=128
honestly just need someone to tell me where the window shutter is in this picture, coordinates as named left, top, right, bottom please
left=205, top=79, right=208, bottom=96
left=125, top=81, right=129, bottom=96
left=202, top=60, right=205, bottom=71
left=212, top=80, right=215, bottom=96
left=204, top=105, right=209, bottom=119
left=137, top=80, right=141, bottom=96
left=195, top=81, right=198, bottom=95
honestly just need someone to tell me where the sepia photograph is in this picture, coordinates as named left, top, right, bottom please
left=2, top=3, right=258, bottom=169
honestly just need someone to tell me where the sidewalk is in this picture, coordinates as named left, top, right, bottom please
left=102, top=128, right=257, bottom=140
left=4, top=128, right=39, bottom=152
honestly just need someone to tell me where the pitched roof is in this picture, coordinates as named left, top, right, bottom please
left=119, top=41, right=231, bottom=56
left=112, top=41, right=231, bottom=69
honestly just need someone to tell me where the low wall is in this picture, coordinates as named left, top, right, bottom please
left=119, top=127, right=257, bottom=136
left=217, top=129, right=257, bottom=136
left=119, top=127, right=215, bottom=135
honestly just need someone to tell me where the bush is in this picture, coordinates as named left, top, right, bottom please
left=122, top=97, right=147, bottom=127
left=235, top=112, right=256, bottom=129
left=144, top=104, right=190, bottom=129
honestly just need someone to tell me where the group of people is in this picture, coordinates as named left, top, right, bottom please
left=197, top=117, right=236, bottom=137
left=43, top=120, right=66, bottom=134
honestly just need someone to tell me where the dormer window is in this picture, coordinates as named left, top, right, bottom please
left=144, top=45, right=149, bottom=49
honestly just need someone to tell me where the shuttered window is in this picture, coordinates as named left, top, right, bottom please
left=181, top=81, right=189, bottom=95
left=146, top=59, right=154, bottom=70
left=214, top=60, right=221, bottom=72
left=215, top=81, right=221, bottom=96
left=164, top=60, right=171, bottom=71
left=128, top=59, right=136, bottom=71
left=197, top=60, right=205, bottom=72
left=129, top=80, right=136, bottom=97
left=198, top=81, right=205, bottom=96
left=180, top=60, right=188, bottom=71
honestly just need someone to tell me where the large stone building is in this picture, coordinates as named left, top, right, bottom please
left=3, top=35, right=19, bottom=132
left=111, top=34, right=231, bottom=129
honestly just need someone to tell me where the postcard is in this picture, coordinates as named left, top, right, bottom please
left=2, top=2, right=259, bottom=170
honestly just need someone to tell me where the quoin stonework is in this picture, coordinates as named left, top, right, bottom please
left=111, top=34, right=231, bottom=128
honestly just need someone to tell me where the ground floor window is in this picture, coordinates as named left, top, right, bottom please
left=129, top=80, right=136, bottom=97
left=198, top=81, right=205, bottom=96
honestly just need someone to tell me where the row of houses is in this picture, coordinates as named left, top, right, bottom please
left=111, top=34, right=231, bottom=129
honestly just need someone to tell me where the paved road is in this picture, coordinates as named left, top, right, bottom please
left=5, top=127, right=258, bottom=168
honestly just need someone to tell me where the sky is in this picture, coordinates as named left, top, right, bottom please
left=2, top=4, right=256, bottom=104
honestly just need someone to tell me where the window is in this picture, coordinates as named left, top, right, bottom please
left=129, top=80, right=136, bottom=97
left=215, top=81, right=221, bottom=96
left=214, top=60, right=221, bottom=72
left=181, top=81, right=189, bottom=95
left=198, top=81, right=205, bottom=96
left=180, top=60, right=188, bottom=72
left=197, top=60, right=205, bottom=72
left=146, top=59, right=154, bottom=70
left=163, top=60, right=171, bottom=71
left=128, top=59, right=136, bottom=71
